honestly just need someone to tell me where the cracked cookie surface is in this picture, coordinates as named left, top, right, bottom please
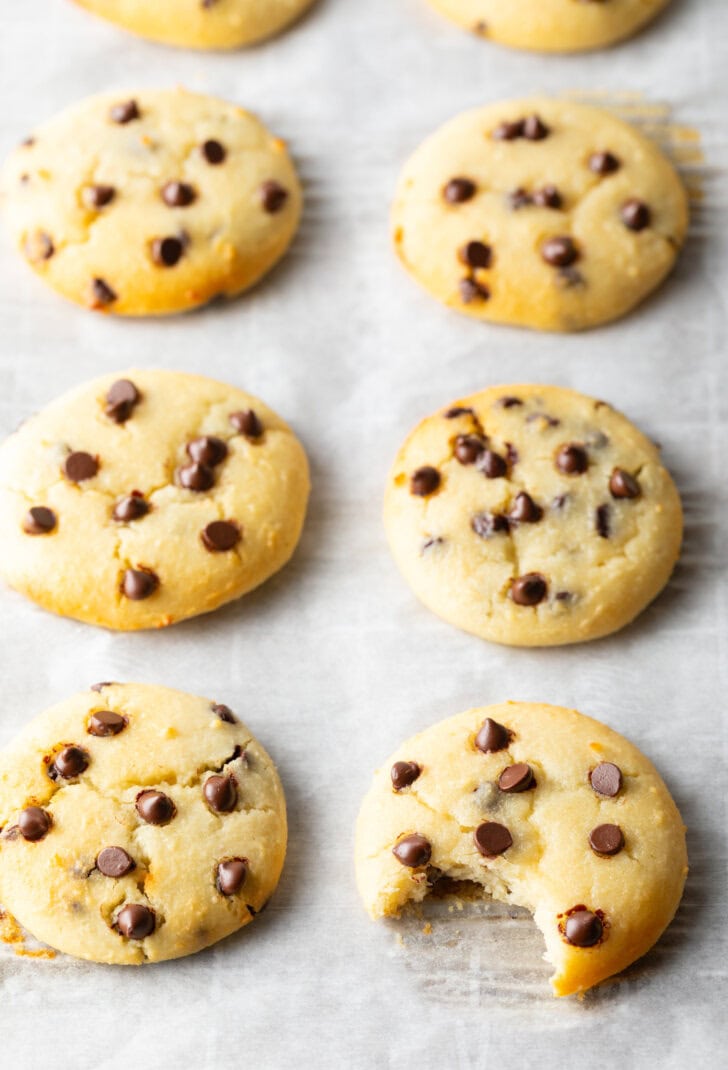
left=73, top=0, right=316, bottom=49
left=384, top=384, right=682, bottom=647
left=1, top=87, right=302, bottom=316
left=355, top=701, right=687, bottom=997
left=0, top=683, right=287, bottom=964
left=392, top=97, right=687, bottom=331
left=426, top=0, right=670, bottom=52
left=0, top=368, right=310, bottom=630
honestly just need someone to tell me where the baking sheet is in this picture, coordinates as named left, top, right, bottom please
left=1, top=1, right=727, bottom=1066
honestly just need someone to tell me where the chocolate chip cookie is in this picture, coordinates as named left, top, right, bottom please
left=384, top=384, right=682, bottom=646
left=73, top=0, right=316, bottom=49
left=2, top=87, right=302, bottom=315
left=392, top=97, right=687, bottom=331
left=0, top=369, right=309, bottom=629
left=355, top=701, right=687, bottom=996
left=426, top=1, right=670, bottom=52
left=0, top=683, right=287, bottom=964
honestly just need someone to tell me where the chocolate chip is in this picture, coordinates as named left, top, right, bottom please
left=202, top=521, right=241, bottom=553
left=116, top=903, right=155, bottom=940
left=508, top=187, right=532, bottom=210
left=113, top=494, right=149, bottom=522
left=557, top=266, right=585, bottom=289
left=97, top=846, right=135, bottom=878
left=528, top=412, right=560, bottom=428
left=229, top=409, right=263, bottom=439
left=105, top=378, right=140, bottom=423
left=151, top=236, right=184, bottom=267
left=590, top=762, right=622, bottom=798
left=556, top=444, right=588, bottom=475
left=511, top=573, right=547, bottom=606
left=201, top=139, right=226, bottom=164
left=443, top=178, right=476, bottom=204
left=410, top=466, right=440, bottom=497
left=454, top=434, right=486, bottom=465
left=24, top=231, right=54, bottom=262
left=541, top=236, right=579, bottom=267
left=260, top=180, right=289, bottom=213
left=121, top=568, right=159, bottom=600
left=596, top=504, right=611, bottom=538
left=498, top=762, right=535, bottom=793
left=499, top=396, right=523, bottom=408
left=523, top=115, right=549, bottom=140
left=505, top=442, right=519, bottom=466
left=23, top=506, right=56, bottom=535
left=161, top=181, right=196, bottom=207
left=187, top=436, right=228, bottom=467
left=392, top=834, right=432, bottom=868
left=564, top=909, right=603, bottom=947
left=492, top=120, right=524, bottom=141
left=589, top=824, right=624, bottom=857
left=459, top=277, right=490, bottom=303
left=212, top=704, right=237, bottom=724
left=621, top=198, right=651, bottom=231
left=471, top=512, right=509, bottom=539
left=177, top=462, right=215, bottom=491
left=474, top=822, right=513, bottom=857
left=90, top=277, right=117, bottom=308
left=509, top=492, right=543, bottom=524
left=217, top=858, right=248, bottom=895
left=90, top=682, right=113, bottom=692
left=135, top=790, right=176, bottom=825
left=83, top=184, right=115, bottom=209
left=475, top=717, right=510, bottom=754
left=87, top=710, right=126, bottom=736
left=391, top=761, right=421, bottom=792
left=51, top=745, right=89, bottom=780
left=18, top=806, right=52, bottom=841
left=444, top=406, right=474, bottom=419
left=458, top=241, right=492, bottom=269
left=532, top=185, right=562, bottom=209
left=476, top=449, right=507, bottom=478
left=610, top=468, right=641, bottom=499
left=203, top=774, right=237, bottom=813
left=589, top=151, right=620, bottom=176
left=63, top=451, right=98, bottom=483
left=109, top=100, right=140, bottom=124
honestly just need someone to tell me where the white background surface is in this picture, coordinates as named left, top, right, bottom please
left=1, top=1, right=726, bottom=1067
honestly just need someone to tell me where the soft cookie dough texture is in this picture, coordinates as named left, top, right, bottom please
left=427, top=0, right=671, bottom=52
left=0, top=369, right=310, bottom=630
left=384, top=384, right=682, bottom=646
left=392, top=97, right=687, bottom=331
left=73, top=0, right=316, bottom=49
left=356, top=702, right=687, bottom=996
left=0, top=684, right=287, bottom=964
left=1, top=87, right=302, bottom=316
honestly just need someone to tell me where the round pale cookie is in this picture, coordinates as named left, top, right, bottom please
left=1, top=87, right=302, bottom=316
left=392, top=97, right=688, bottom=331
left=72, top=0, right=316, bottom=49
left=0, top=369, right=310, bottom=630
left=0, top=683, right=287, bottom=964
left=426, top=1, right=671, bottom=52
left=355, top=702, right=687, bottom=997
left=384, top=384, right=682, bottom=647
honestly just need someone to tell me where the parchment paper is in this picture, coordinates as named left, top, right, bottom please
left=0, top=1, right=726, bottom=1067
